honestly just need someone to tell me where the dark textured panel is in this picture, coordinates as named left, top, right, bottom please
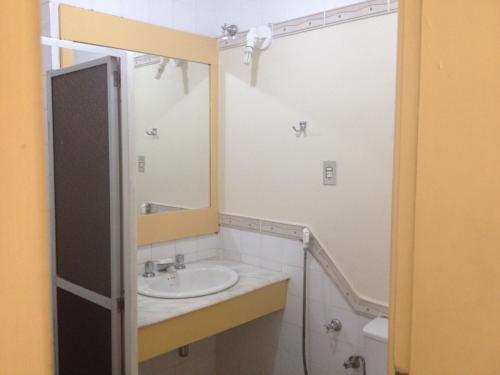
left=57, top=288, right=112, bottom=375
left=52, top=64, right=111, bottom=296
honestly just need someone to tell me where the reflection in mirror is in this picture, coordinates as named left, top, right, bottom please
left=133, top=55, right=210, bottom=215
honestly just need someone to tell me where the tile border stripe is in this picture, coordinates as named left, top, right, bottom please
left=219, top=213, right=388, bottom=318
left=219, top=0, right=398, bottom=50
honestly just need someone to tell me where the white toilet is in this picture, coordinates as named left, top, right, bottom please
left=362, top=317, right=389, bottom=375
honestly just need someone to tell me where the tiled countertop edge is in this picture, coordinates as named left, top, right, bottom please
left=219, top=213, right=388, bottom=318
left=138, top=260, right=290, bottom=327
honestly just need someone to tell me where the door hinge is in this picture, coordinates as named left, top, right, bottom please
left=113, top=70, right=121, bottom=88
left=117, top=296, right=125, bottom=312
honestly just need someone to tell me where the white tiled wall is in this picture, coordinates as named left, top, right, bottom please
left=41, top=0, right=369, bottom=37
left=217, top=226, right=371, bottom=375
left=136, top=227, right=376, bottom=374
left=137, top=227, right=371, bottom=374
left=41, top=0, right=219, bottom=36
left=137, top=233, right=218, bottom=275
left=214, top=0, right=374, bottom=34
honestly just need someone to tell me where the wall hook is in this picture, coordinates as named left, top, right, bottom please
left=292, top=121, right=307, bottom=137
left=145, top=128, right=159, bottom=139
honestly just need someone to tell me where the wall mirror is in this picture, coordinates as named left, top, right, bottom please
left=134, top=55, right=210, bottom=215
left=54, top=5, right=219, bottom=246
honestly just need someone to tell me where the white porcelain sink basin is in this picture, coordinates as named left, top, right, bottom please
left=138, top=263, right=239, bottom=299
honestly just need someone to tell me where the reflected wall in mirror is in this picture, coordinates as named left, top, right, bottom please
left=133, top=54, right=210, bottom=215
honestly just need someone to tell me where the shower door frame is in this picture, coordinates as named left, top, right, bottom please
left=42, top=36, right=137, bottom=375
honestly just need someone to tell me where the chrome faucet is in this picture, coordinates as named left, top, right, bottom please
left=142, top=258, right=177, bottom=278
left=156, top=258, right=176, bottom=273
left=143, top=261, right=155, bottom=278
left=174, top=254, right=186, bottom=269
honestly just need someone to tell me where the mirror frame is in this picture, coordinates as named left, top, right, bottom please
left=59, top=5, right=219, bottom=245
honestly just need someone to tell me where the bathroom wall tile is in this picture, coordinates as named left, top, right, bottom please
left=122, top=0, right=151, bottom=22
left=307, top=258, right=327, bottom=302
left=220, top=226, right=241, bottom=251
left=282, top=264, right=303, bottom=297
left=308, top=299, right=361, bottom=347
left=196, top=10, right=218, bottom=36
left=138, top=244, right=152, bottom=264
left=197, top=248, right=218, bottom=260
left=322, top=270, right=353, bottom=312
left=239, top=230, right=261, bottom=257
left=277, top=321, right=301, bottom=356
left=280, top=0, right=324, bottom=22
left=176, top=237, right=198, bottom=255
left=281, top=238, right=303, bottom=267
left=215, top=0, right=264, bottom=34
left=58, top=0, right=96, bottom=9
left=173, top=0, right=197, bottom=32
left=196, top=233, right=218, bottom=251
left=223, top=249, right=242, bottom=262
left=357, top=315, right=372, bottom=356
left=184, top=252, right=198, bottom=263
left=283, top=294, right=302, bottom=326
left=216, top=248, right=225, bottom=259
left=260, top=233, right=283, bottom=262
left=240, top=253, right=259, bottom=266
left=274, top=348, right=303, bottom=375
left=309, top=331, right=355, bottom=373
left=92, top=0, right=122, bottom=17
left=151, top=240, right=175, bottom=260
left=259, top=258, right=283, bottom=272
left=215, top=225, right=373, bottom=375
left=148, top=0, right=174, bottom=27
left=307, top=256, right=353, bottom=312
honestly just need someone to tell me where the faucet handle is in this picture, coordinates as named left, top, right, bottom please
left=156, top=258, right=174, bottom=265
left=143, top=260, right=155, bottom=278
left=175, top=254, right=186, bottom=269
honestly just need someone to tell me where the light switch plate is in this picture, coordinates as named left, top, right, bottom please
left=323, top=161, right=337, bottom=185
left=138, top=155, right=146, bottom=173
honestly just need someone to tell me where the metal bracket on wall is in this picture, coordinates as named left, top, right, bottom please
left=292, top=121, right=307, bottom=136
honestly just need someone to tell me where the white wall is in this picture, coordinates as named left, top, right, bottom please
left=42, top=0, right=369, bottom=37
left=41, top=0, right=218, bottom=36
left=220, top=14, right=398, bottom=304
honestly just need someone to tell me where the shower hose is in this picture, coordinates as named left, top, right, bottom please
left=302, top=249, right=309, bottom=375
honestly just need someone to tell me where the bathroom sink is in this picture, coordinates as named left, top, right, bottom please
left=138, top=263, right=239, bottom=299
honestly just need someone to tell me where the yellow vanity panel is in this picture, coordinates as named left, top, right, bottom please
left=138, top=280, right=288, bottom=362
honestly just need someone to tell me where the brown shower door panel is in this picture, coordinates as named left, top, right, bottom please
left=48, top=56, right=123, bottom=375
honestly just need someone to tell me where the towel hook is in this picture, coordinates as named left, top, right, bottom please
left=145, top=128, right=159, bottom=139
left=292, top=121, right=307, bottom=137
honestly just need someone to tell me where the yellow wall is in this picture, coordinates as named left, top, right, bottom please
left=220, top=14, right=398, bottom=304
left=0, top=2, right=53, bottom=374
left=389, top=1, right=500, bottom=374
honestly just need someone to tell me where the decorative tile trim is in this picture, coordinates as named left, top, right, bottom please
left=219, top=0, right=398, bottom=50
left=134, top=54, right=162, bottom=68
left=219, top=213, right=388, bottom=318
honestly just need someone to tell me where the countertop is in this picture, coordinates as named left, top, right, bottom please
left=138, top=259, right=290, bottom=328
